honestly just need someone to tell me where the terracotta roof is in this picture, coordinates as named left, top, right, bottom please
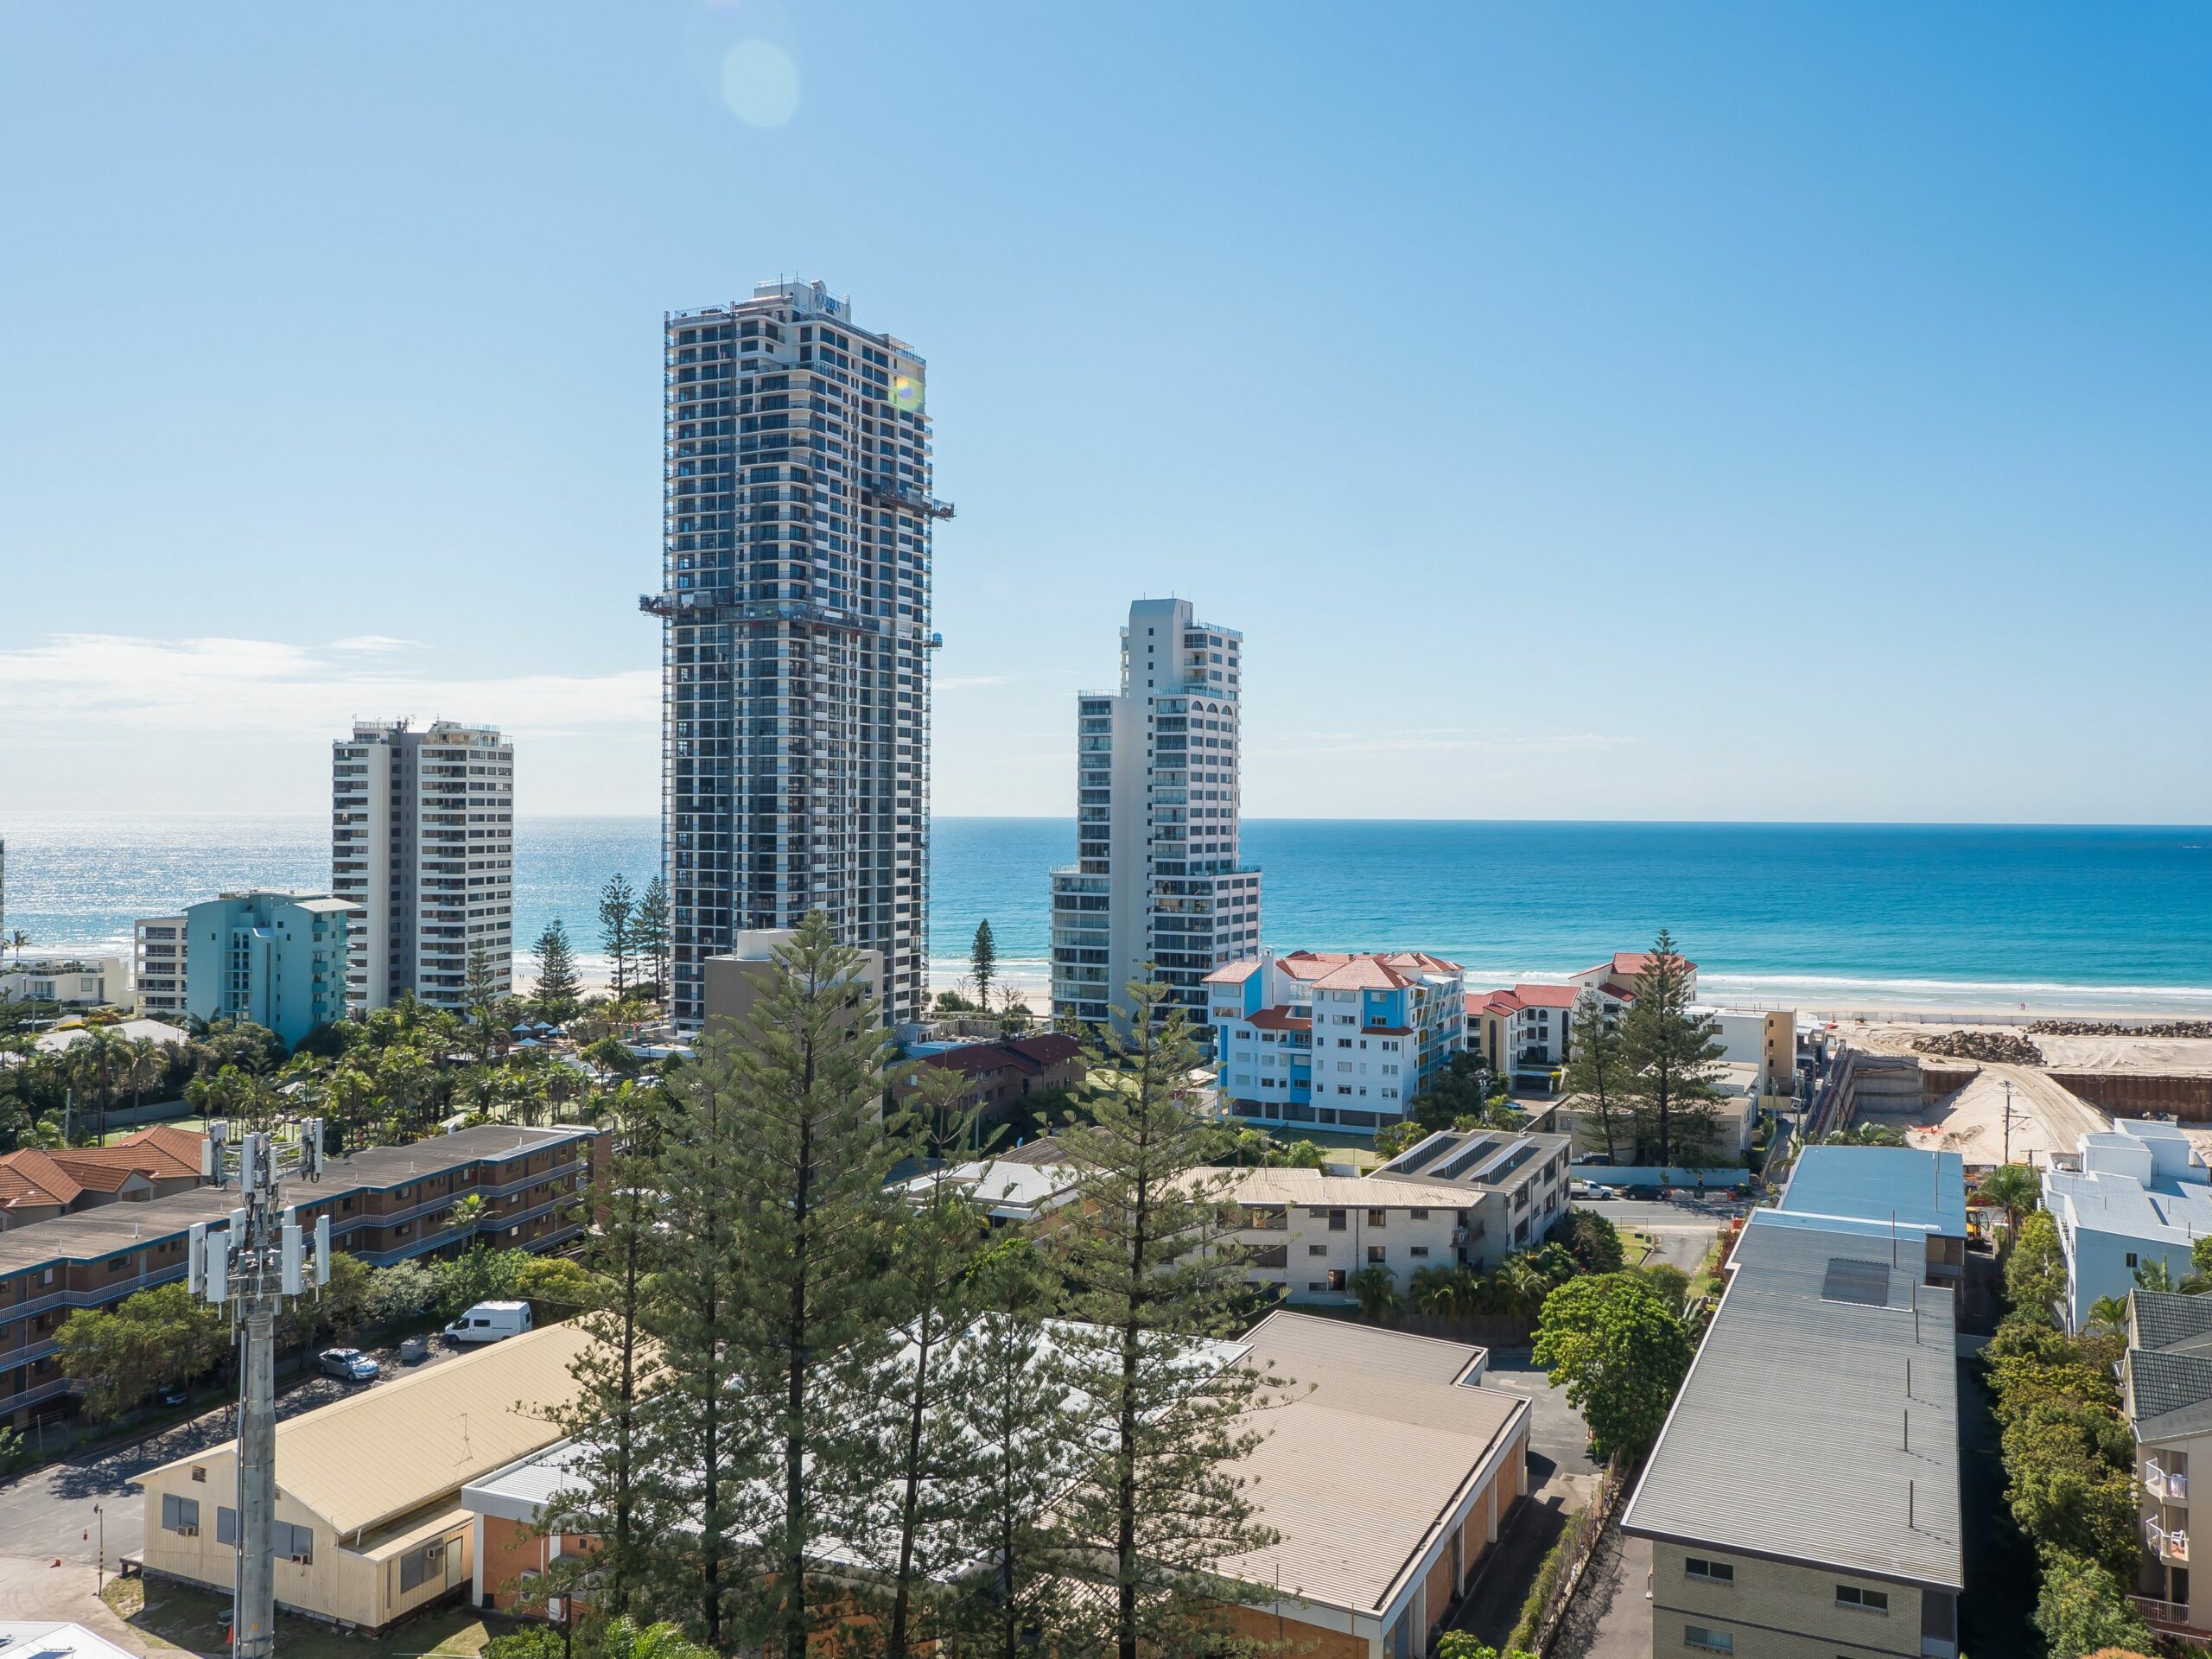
left=1312, top=959, right=1414, bottom=992
left=1588, top=951, right=1696, bottom=980
left=917, top=1033, right=1082, bottom=1082
left=41, top=1153, right=153, bottom=1194
left=1363, top=1026, right=1413, bottom=1038
left=1202, top=961, right=1262, bottom=984
left=1471, top=990, right=1522, bottom=1017
left=114, top=1125, right=207, bottom=1176
left=0, top=1151, right=84, bottom=1209
left=1278, top=951, right=1355, bottom=981
left=1597, top=980, right=1639, bottom=1003
left=1512, top=983, right=1580, bottom=1009
left=1245, top=1008, right=1313, bottom=1033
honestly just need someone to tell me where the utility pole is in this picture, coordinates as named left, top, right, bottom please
left=189, top=1117, right=330, bottom=1659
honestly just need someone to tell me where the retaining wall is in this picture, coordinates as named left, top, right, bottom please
left=2045, top=1071, right=2212, bottom=1121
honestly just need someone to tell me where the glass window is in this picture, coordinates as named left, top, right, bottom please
left=1685, top=1558, right=1734, bottom=1584
left=1682, top=1629, right=1732, bottom=1653
left=1835, top=1586, right=1889, bottom=1612
left=161, top=1494, right=200, bottom=1532
left=217, top=1507, right=238, bottom=1546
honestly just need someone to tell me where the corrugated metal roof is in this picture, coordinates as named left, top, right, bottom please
left=1204, top=1170, right=1479, bottom=1209
left=1222, top=1312, right=1525, bottom=1616
left=137, top=1322, right=596, bottom=1538
left=1780, top=1147, right=1967, bottom=1237
left=1623, top=1213, right=1963, bottom=1591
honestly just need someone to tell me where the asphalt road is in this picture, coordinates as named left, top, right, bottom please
left=0, top=1334, right=461, bottom=1571
left=1451, top=1350, right=1601, bottom=1644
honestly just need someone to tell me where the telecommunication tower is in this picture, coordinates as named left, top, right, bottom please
left=188, top=1118, right=333, bottom=1659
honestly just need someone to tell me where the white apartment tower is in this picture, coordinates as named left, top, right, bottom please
left=1050, top=598, right=1262, bottom=1034
left=647, top=279, right=946, bottom=1028
left=332, top=720, right=514, bottom=1014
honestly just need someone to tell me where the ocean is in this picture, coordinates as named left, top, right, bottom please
left=5, top=815, right=2209, bottom=1017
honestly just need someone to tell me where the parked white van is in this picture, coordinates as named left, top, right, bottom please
left=444, top=1300, right=533, bottom=1344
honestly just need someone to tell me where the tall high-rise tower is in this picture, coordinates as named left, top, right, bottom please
left=645, top=280, right=946, bottom=1028
left=332, top=719, right=514, bottom=1014
left=1049, top=598, right=1262, bottom=1034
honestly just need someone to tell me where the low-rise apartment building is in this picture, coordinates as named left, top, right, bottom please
left=2121, top=1289, right=2212, bottom=1636
left=0, top=1126, right=206, bottom=1227
left=1466, top=983, right=1580, bottom=1084
left=136, top=1323, right=596, bottom=1633
left=1217, top=1134, right=1571, bottom=1304
left=1207, top=949, right=1466, bottom=1137
left=0, top=956, right=127, bottom=1007
left=134, top=916, right=188, bottom=1018
left=0, top=1122, right=603, bottom=1423
left=2043, top=1118, right=2212, bottom=1332
left=893, top=1033, right=1083, bottom=1128
left=1624, top=1146, right=1966, bottom=1659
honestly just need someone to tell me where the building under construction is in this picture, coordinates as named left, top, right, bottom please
left=648, top=279, right=947, bottom=1028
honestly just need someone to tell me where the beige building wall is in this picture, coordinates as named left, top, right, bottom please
left=1649, top=1540, right=1942, bottom=1658
left=702, top=930, right=886, bottom=1039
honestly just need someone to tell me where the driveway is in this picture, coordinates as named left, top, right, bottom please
left=1549, top=1520, right=1651, bottom=1659
left=1450, top=1351, right=1600, bottom=1644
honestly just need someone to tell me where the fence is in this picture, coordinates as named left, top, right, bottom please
left=1525, top=1452, right=1633, bottom=1653
left=1572, top=1166, right=1749, bottom=1190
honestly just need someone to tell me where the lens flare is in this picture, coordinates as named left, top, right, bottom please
left=721, top=40, right=799, bottom=128
left=891, top=374, right=924, bottom=413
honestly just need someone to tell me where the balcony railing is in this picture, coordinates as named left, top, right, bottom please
left=2131, top=1594, right=2196, bottom=1631
left=2148, top=1517, right=2190, bottom=1563
left=2148, top=1461, right=2190, bottom=1502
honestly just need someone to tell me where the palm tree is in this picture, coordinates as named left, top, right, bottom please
left=67, top=1027, right=130, bottom=1143
left=2137, top=1258, right=2177, bottom=1294
left=1347, top=1264, right=1399, bottom=1321
left=124, top=1037, right=171, bottom=1116
left=1409, top=1264, right=1459, bottom=1317
left=7, top=930, right=29, bottom=967
left=1496, top=1250, right=1559, bottom=1323
left=2088, top=1293, right=2132, bottom=1336
left=447, top=1192, right=489, bottom=1249
left=1977, top=1164, right=2039, bottom=1234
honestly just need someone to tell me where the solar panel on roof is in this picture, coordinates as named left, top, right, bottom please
left=1821, top=1257, right=1893, bottom=1307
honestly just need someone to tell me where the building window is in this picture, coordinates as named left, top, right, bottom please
left=399, top=1538, right=448, bottom=1592
left=1367, top=1209, right=1386, bottom=1228
left=1681, top=1629, right=1732, bottom=1654
left=2126, top=1252, right=2139, bottom=1268
left=1834, top=1586, right=1888, bottom=1613
left=1684, top=1558, right=1734, bottom=1584
left=274, top=1521, right=315, bottom=1563
left=1327, top=1210, right=1347, bottom=1232
left=1307, top=1245, right=1329, bottom=1257
left=1367, top=1245, right=1386, bottom=1264
left=217, top=1507, right=238, bottom=1546
left=161, top=1495, right=200, bottom=1533
left=1410, top=1246, right=1430, bottom=1259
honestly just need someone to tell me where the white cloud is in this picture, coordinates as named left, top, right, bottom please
left=936, top=673, right=1014, bottom=691
left=1249, top=729, right=1637, bottom=760
left=0, top=632, right=658, bottom=740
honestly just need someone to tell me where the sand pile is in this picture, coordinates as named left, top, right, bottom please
left=2029, top=1018, right=2212, bottom=1039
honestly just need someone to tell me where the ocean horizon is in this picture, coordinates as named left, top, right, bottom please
left=5, top=812, right=2209, bottom=1018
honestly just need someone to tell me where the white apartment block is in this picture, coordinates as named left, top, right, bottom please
left=332, top=720, right=514, bottom=1014
left=1050, top=598, right=1262, bottom=1035
left=134, top=914, right=188, bottom=1018
left=1208, top=949, right=1467, bottom=1136
left=649, top=281, right=942, bottom=1029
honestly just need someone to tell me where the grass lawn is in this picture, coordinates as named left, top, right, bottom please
left=104, top=1577, right=493, bottom=1659
left=1621, top=1227, right=1658, bottom=1264
left=101, top=1116, right=210, bottom=1146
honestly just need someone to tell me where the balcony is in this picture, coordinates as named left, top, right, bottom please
left=2148, top=1461, right=2190, bottom=1502
left=2130, top=1594, right=2197, bottom=1633
left=2148, top=1517, right=2190, bottom=1563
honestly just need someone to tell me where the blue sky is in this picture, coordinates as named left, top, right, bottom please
left=3, top=2, right=2207, bottom=822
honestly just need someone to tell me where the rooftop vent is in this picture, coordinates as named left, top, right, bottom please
left=1822, top=1257, right=1893, bottom=1308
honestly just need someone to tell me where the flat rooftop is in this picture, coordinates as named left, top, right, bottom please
left=1623, top=1211, right=1962, bottom=1592
left=1370, top=1128, right=1572, bottom=1192
left=1779, top=1145, right=1967, bottom=1237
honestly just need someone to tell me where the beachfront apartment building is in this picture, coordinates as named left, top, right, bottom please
left=133, top=914, right=188, bottom=1018
left=1049, top=598, right=1262, bottom=1037
left=1207, top=949, right=1465, bottom=1136
left=2043, top=1118, right=2212, bottom=1332
left=2121, top=1290, right=2212, bottom=1637
left=181, top=891, right=353, bottom=1049
left=1624, top=1145, right=1966, bottom=1659
left=333, top=720, right=514, bottom=1015
left=647, top=279, right=943, bottom=1030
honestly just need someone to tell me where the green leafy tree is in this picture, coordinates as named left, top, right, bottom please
left=2033, top=1548, right=2156, bottom=1659
left=1636, top=1262, right=1692, bottom=1313
left=1553, top=1208, right=1626, bottom=1275
left=57, top=1283, right=228, bottom=1420
left=365, top=1260, right=435, bottom=1327
left=2001, top=1400, right=2140, bottom=1578
left=532, top=919, right=584, bottom=1024
left=1560, top=988, right=1632, bottom=1163
left=2006, top=1209, right=2069, bottom=1318
left=1050, top=978, right=1281, bottom=1659
left=1533, top=1272, right=1695, bottom=1459
left=1618, top=931, right=1724, bottom=1168
left=598, top=874, right=638, bottom=998
left=632, top=874, right=671, bottom=1007
left=275, top=1250, right=372, bottom=1351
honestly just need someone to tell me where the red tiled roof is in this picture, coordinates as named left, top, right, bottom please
left=1597, top=980, right=1639, bottom=1003
left=1587, top=951, right=1697, bottom=980
left=0, top=1149, right=85, bottom=1209
left=918, top=1033, right=1082, bottom=1082
left=1512, top=983, right=1580, bottom=1009
left=1471, top=990, right=1522, bottom=1017
left=1246, top=1007, right=1313, bottom=1033
left=1202, top=961, right=1262, bottom=984
left=114, top=1124, right=207, bottom=1177
left=1277, top=952, right=1354, bottom=982
left=1313, top=959, right=1414, bottom=992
